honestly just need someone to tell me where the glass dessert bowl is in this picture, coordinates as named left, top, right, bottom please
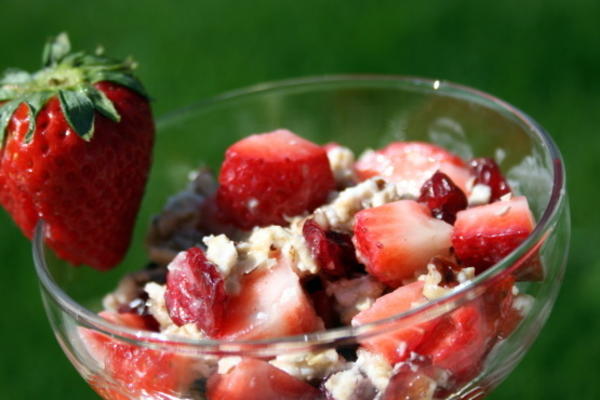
left=33, top=76, right=569, bottom=400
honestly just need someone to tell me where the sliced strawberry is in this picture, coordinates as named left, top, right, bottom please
left=353, top=200, right=453, bottom=287
left=218, top=258, right=324, bottom=340
left=469, top=158, right=511, bottom=202
left=418, top=171, right=467, bottom=224
left=355, top=142, right=470, bottom=195
left=81, top=312, right=195, bottom=398
left=416, top=304, right=495, bottom=385
left=452, top=196, right=535, bottom=273
left=164, top=247, right=227, bottom=336
left=352, top=281, right=438, bottom=364
left=207, top=358, right=322, bottom=400
left=415, top=277, right=516, bottom=386
left=302, top=218, right=361, bottom=278
left=217, top=129, right=335, bottom=229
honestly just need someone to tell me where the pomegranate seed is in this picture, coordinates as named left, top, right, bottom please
left=302, top=219, right=361, bottom=278
left=165, top=247, right=227, bottom=336
left=469, top=158, right=511, bottom=202
left=418, top=171, right=467, bottom=224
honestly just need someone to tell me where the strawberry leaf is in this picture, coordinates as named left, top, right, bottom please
left=0, top=100, right=21, bottom=146
left=91, top=71, right=148, bottom=98
left=42, top=33, right=71, bottom=67
left=86, top=85, right=121, bottom=122
left=58, top=89, right=95, bottom=140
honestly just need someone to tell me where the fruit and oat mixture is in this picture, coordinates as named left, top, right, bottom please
left=0, top=35, right=542, bottom=400
left=88, top=129, right=539, bottom=400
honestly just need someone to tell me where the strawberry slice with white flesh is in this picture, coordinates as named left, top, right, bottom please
left=218, top=258, right=324, bottom=340
left=352, top=281, right=437, bottom=364
left=207, top=358, right=323, bottom=400
left=81, top=312, right=195, bottom=399
left=353, top=200, right=453, bottom=287
left=452, top=196, right=537, bottom=274
left=355, top=141, right=471, bottom=196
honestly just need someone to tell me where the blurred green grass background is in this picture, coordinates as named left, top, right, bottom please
left=0, top=0, right=598, bottom=398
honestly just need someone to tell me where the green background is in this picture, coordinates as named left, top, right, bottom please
left=0, top=0, right=598, bottom=398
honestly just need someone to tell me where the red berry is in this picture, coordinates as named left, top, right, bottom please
left=469, top=158, right=511, bottom=202
left=0, top=34, right=153, bottom=269
left=302, top=218, right=361, bottom=278
left=355, top=141, right=471, bottom=195
left=165, top=247, right=227, bottom=336
left=416, top=304, right=495, bottom=385
left=418, top=171, right=467, bottom=224
left=217, top=129, right=335, bottom=229
left=353, top=200, right=453, bottom=287
left=352, top=281, right=439, bottom=364
left=218, top=257, right=324, bottom=340
left=207, top=358, right=323, bottom=400
left=82, top=312, right=195, bottom=398
left=452, top=197, right=535, bottom=273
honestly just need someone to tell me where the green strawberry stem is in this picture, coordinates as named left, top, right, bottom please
left=0, top=32, right=148, bottom=145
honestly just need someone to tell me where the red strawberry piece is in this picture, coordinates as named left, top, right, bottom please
left=353, top=200, right=453, bottom=287
left=302, top=218, right=361, bottom=278
left=207, top=358, right=323, bottom=400
left=355, top=141, right=470, bottom=195
left=218, top=257, right=324, bottom=340
left=217, top=129, right=335, bottom=229
left=0, top=33, right=153, bottom=270
left=452, top=196, right=535, bottom=273
left=352, top=281, right=439, bottom=364
left=469, top=158, right=511, bottom=202
left=418, top=171, right=467, bottom=224
left=81, top=312, right=195, bottom=398
left=415, top=303, right=495, bottom=385
left=164, top=247, right=227, bottom=336
left=414, top=277, right=516, bottom=386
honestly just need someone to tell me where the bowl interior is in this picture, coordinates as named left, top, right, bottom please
left=40, top=76, right=560, bottom=325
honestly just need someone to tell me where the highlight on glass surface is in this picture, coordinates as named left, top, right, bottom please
left=33, top=76, right=569, bottom=400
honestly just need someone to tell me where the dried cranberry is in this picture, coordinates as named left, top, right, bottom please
left=302, top=219, right=361, bottom=278
left=469, top=158, right=511, bottom=202
left=429, top=256, right=463, bottom=287
left=164, top=247, right=227, bottom=336
left=418, top=171, right=467, bottom=224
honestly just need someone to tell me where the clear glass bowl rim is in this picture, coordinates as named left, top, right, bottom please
left=32, top=74, right=567, bottom=352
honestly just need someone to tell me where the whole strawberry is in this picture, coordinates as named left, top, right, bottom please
left=0, top=33, right=154, bottom=270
